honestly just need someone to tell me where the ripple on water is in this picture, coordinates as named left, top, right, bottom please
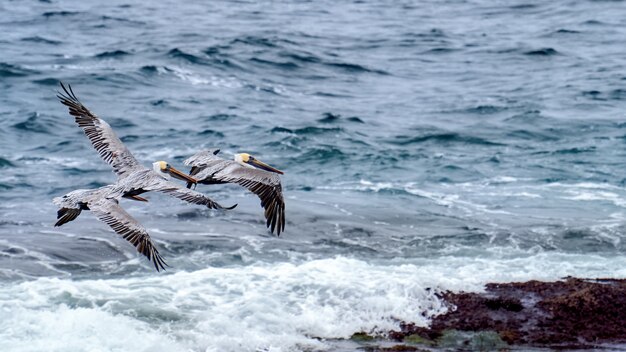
left=388, top=132, right=505, bottom=146
left=0, top=158, right=15, bottom=168
left=94, top=50, right=131, bottom=59
left=0, top=63, right=38, bottom=77
left=42, top=11, right=82, bottom=18
left=11, top=113, right=52, bottom=134
left=167, top=48, right=208, bottom=65
left=524, top=48, right=560, bottom=56
left=20, top=36, right=61, bottom=45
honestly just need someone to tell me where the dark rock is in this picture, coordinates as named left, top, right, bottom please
left=390, top=277, right=626, bottom=349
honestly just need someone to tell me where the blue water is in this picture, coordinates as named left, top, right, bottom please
left=1, top=1, right=626, bottom=351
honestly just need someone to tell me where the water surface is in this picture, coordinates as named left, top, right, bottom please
left=1, top=0, right=626, bottom=351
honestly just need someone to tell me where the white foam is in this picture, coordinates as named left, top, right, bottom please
left=1, top=255, right=625, bottom=352
left=562, top=190, right=626, bottom=208
left=168, top=65, right=243, bottom=88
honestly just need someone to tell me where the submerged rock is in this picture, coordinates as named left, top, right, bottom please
left=390, top=277, right=626, bottom=349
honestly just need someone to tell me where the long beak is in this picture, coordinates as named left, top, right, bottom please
left=129, top=195, right=149, bottom=202
left=168, top=166, right=198, bottom=183
left=247, top=158, right=284, bottom=174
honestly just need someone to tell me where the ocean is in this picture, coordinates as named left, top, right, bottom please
left=1, top=0, right=625, bottom=351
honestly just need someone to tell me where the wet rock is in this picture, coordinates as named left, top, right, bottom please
left=362, top=345, right=428, bottom=352
left=390, top=277, right=626, bottom=349
left=351, top=332, right=375, bottom=342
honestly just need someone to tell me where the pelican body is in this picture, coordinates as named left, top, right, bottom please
left=182, top=149, right=285, bottom=235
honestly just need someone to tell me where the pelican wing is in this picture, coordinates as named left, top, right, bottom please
left=57, top=83, right=140, bottom=178
left=185, top=151, right=285, bottom=235
left=146, top=177, right=236, bottom=210
left=54, top=207, right=82, bottom=227
left=89, top=198, right=167, bottom=271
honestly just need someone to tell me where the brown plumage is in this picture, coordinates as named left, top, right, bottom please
left=184, top=150, right=285, bottom=235
left=53, top=185, right=167, bottom=271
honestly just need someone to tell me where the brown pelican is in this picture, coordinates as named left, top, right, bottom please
left=53, top=184, right=167, bottom=271
left=55, top=83, right=236, bottom=270
left=182, top=149, right=285, bottom=235
left=56, top=83, right=236, bottom=210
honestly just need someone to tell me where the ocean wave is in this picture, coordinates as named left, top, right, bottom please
left=524, top=48, right=560, bottom=56
left=230, top=35, right=298, bottom=48
left=582, top=89, right=626, bottom=101
left=139, top=64, right=244, bottom=87
left=293, top=126, right=344, bottom=135
left=252, top=48, right=388, bottom=75
left=317, top=112, right=364, bottom=124
left=0, top=63, right=38, bottom=77
left=31, top=78, right=59, bottom=86
left=1, top=255, right=624, bottom=351
left=20, top=36, right=61, bottom=45
left=11, top=112, right=53, bottom=134
left=168, top=48, right=206, bottom=65
left=250, top=57, right=300, bottom=70
left=465, top=105, right=508, bottom=115
left=505, top=129, right=559, bottom=141
left=42, top=11, right=81, bottom=18
left=297, top=146, right=348, bottom=163
left=94, top=50, right=131, bottom=59
left=0, top=157, right=14, bottom=168
left=388, top=132, right=505, bottom=146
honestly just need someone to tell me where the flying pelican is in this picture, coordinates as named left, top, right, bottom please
left=181, top=149, right=285, bottom=235
left=55, top=83, right=236, bottom=270
left=56, top=82, right=236, bottom=210
left=53, top=184, right=167, bottom=271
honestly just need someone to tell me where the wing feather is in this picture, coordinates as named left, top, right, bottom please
left=147, top=178, right=237, bottom=210
left=89, top=198, right=167, bottom=271
left=54, top=208, right=82, bottom=227
left=57, top=83, right=140, bottom=178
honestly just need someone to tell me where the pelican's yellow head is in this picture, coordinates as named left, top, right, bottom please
left=153, top=160, right=198, bottom=183
left=153, top=161, right=168, bottom=172
left=235, top=153, right=251, bottom=164
left=234, top=153, right=284, bottom=174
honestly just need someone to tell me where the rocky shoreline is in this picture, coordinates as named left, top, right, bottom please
left=355, top=277, right=626, bottom=351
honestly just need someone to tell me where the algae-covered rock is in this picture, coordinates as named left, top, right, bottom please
left=436, top=330, right=508, bottom=351
left=351, top=331, right=375, bottom=342
left=402, top=334, right=434, bottom=346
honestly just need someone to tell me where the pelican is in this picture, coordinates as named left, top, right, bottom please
left=55, top=83, right=236, bottom=270
left=181, top=149, right=285, bottom=235
left=53, top=184, right=167, bottom=271
left=56, top=82, right=236, bottom=210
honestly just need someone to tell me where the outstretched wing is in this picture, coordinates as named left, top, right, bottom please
left=146, top=177, right=237, bottom=210
left=57, top=82, right=141, bottom=178
left=89, top=198, right=167, bottom=271
left=185, top=151, right=285, bottom=235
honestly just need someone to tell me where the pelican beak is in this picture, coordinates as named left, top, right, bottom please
left=246, top=157, right=284, bottom=174
left=168, top=166, right=198, bottom=184
left=129, top=195, right=149, bottom=202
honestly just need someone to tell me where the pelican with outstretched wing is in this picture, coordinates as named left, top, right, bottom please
left=53, top=184, right=168, bottom=271
left=54, top=83, right=236, bottom=270
left=56, top=82, right=236, bottom=210
left=181, top=149, right=285, bottom=235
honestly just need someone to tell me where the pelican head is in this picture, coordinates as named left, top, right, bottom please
left=234, top=153, right=284, bottom=174
left=153, top=161, right=198, bottom=183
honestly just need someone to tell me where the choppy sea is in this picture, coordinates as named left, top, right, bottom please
left=1, top=1, right=626, bottom=351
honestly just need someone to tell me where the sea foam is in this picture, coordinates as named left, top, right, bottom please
left=1, top=254, right=625, bottom=352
